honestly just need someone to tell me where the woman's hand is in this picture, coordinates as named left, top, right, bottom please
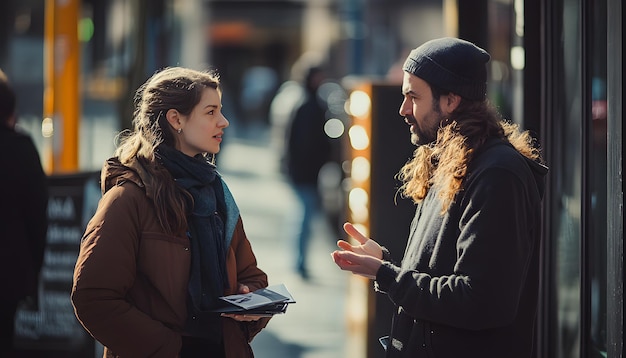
left=220, top=283, right=263, bottom=322
left=220, top=312, right=263, bottom=322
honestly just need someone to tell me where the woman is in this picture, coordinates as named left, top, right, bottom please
left=71, top=67, right=270, bottom=357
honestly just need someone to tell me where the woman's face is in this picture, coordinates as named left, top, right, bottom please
left=176, top=87, right=229, bottom=157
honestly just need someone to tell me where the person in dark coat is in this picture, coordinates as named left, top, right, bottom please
left=331, top=38, right=548, bottom=357
left=283, top=65, right=332, bottom=279
left=0, top=69, right=48, bottom=356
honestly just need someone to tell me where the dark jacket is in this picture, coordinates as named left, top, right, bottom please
left=0, top=126, right=48, bottom=302
left=71, top=158, right=269, bottom=358
left=375, top=138, right=548, bottom=358
left=284, top=91, right=332, bottom=185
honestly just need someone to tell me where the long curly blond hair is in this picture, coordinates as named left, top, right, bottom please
left=396, top=98, right=541, bottom=213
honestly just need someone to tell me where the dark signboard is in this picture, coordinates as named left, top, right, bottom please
left=14, top=172, right=101, bottom=357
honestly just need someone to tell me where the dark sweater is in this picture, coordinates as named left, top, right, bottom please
left=375, top=138, right=548, bottom=358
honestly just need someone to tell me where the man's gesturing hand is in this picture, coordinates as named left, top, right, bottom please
left=331, top=222, right=383, bottom=279
left=336, top=222, right=383, bottom=259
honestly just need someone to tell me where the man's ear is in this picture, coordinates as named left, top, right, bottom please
left=165, top=109, right=181, bottom=131
left=442, top=93, right=461, bottom=114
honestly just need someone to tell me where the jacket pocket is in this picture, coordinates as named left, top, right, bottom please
left=131, top=232, right=191, bottom=328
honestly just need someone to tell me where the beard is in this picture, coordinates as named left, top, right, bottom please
left=407, top=112, right=444, bottom=146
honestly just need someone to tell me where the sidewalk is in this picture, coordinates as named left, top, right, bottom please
left=217, top=128, right=349, bottom=358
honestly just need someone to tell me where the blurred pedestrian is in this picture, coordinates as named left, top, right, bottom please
left=71, top=66, right=270, bottom=358
left=283, top=64, right=332, bottom=279
left=0, top=69, right=48, bottom=356
left=331, top=37, right=548, bottom=357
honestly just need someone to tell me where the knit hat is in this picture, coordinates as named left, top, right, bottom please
left=402, top=37, right=490, bottom=100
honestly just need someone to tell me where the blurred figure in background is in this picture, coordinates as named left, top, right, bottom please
left=282, top=64, right=332, bottom=279
left=0, top=69, right=48, bottom=357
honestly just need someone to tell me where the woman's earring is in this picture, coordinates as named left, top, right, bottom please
left=177, top=128, right=182, bottom=134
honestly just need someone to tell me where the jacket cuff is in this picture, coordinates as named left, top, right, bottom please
left=374, top=262, right=399, bottom=293
left=381, top=246, right=393, bottom=262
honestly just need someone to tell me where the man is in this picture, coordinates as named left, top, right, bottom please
left=0, top=69, right=48, bottom=355
left=283, top=64, right=332, bottom=279
left=331, top=38, right=548, bottom=357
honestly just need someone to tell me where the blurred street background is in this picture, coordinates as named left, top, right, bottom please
left=218, top=126, right=350, bottom=358
left=2, top=0, right=623, bottom=358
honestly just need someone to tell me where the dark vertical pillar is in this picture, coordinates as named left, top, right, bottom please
left=457, top=0, right=489, bottom=49
left=368, top=84, right=416, bottom=357
left=0, top=1, right=15, bottom=67
left=606, top=0, right=623, bottom=356
left=119, top=0, right=150, bottom=131
left=523, top=0, right=542, bottom=137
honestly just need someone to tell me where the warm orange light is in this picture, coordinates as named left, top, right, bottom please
left=209, top=22, right=252, bottom=44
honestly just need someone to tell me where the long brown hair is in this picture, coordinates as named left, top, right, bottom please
left=397, top=96, right=541, bottom=213
left=115, top=66, right=221, bottom=234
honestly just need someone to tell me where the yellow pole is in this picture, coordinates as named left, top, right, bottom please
left=43, top=0, right=81, bottom=173
left=42, top=0, right=54, bottom=174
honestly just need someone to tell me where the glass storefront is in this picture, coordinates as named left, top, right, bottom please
left=488, top=1, right=618, bottom=357
left=553, top=0, right=584, bottom=356
left=544, top=0, right=612, bottom=357
left=588, top=1, right=608, bottom=356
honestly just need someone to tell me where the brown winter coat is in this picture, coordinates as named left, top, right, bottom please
left=71, top=158, right=269, bottom=357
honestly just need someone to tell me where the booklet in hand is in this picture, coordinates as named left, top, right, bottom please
left=212, top=284, right=295, bottom=316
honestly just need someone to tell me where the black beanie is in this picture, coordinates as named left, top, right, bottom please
left=402, top=37, right=490, bottom=101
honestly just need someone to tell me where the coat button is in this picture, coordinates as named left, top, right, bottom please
left=184, top=247, right=189, bottom=251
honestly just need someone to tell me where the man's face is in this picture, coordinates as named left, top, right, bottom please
left=399, top=72, right=445, bottom=146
